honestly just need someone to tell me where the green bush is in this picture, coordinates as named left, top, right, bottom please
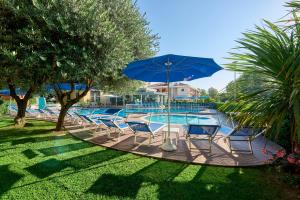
left=217, top=101, right=242, bottom=113
left=215, top=102, right=225, bottom=110
left=0, top=100, right=9, bottom=114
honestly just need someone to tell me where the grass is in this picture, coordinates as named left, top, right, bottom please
left=0, top=116, right=297, bottom=200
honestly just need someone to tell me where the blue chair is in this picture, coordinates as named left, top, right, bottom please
left=74, top=113, right=106, bottom=133
left=225, top=127, right=266, bottom=154
left=8, top=105, right=18, bottom=114
left=26, top=108, right=45, bottom=118
left=101, top=108, right=122, bottom=115
left=67, top=110, right=82, bottom=124
left=97, top=118, right=129, bottom=141
left=186, top=124, right=220, bottom=152
left=91, top=108, right=123, bottom=118
left=127, top=121, right=166, bottom=146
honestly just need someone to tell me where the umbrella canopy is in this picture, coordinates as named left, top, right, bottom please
left=0, top=88, right=25, bottom=96
left=123, top=54, right=222, bottom=82
left=123, top=54, right=222, bottom=151
left=45, top=83, right=87, bottom=91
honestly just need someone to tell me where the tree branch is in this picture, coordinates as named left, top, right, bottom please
left=7, top=79, right=20, bottom=101
left=24, top=86, right=35, bottom=100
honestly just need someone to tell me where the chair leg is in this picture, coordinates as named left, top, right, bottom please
left=209, top=138, right=212, bottom=153
left=249, top=140, right=253, bottom=154
left=228, top=138, right=233, bottom=154
left=188, top=137, right=191, bottom=149
left=117, top=131, right=121, bottom=141
left=148, top=134, right=152, bottom=146
left=107, top=128, right=112, bottom=138
left=134, top=134, right=137, bottom=144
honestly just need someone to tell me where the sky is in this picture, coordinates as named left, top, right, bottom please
left=136, top=0, right=288, bottom=91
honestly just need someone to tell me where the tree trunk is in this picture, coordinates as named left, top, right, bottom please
left=14, top=99, right=28, bottom=127
left=55, top=104, right=70, bottom=131
left=53, top=80, right=93, bottom=131
left=7, top=82, right=34, bottom=127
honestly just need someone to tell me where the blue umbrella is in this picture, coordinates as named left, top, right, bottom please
left=0, top=88, right=25, bottom=96
left=45, top=83, right=87, bottom=91
left=123, top=54, right=222, bottom=151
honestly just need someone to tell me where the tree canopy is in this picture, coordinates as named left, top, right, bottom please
left=224, top=19, right=300, bottom=151
left=0, top=0, right=55, bottom=125
left=0, top=0, right=158, bottom=129
left=208, top=87, right=218, bottom=99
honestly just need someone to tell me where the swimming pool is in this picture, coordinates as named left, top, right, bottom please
left=75, top=108, right=207, bottom=117
left=145, top=114, right=219, bottom=125
left=74, top=108, right=219, bottom=125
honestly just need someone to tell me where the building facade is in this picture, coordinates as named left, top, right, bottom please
left=148, top=83, right=199, bottom=100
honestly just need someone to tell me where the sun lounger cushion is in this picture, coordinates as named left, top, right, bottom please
left=188, top=125, right=219, bottom=136
left=127, top=122, right=165, bottom=133
left=103, top=108, right=122, bottom=115
left=100, top=119, right=128, bottom=129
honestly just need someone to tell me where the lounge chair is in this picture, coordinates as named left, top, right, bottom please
left=74, top=113, right=105, bottom=133
left=127, top=121, right=166, bottom=146
left=91, top=108, right=123, bottom=119
left=26, top=108, right=45, bottom=118
left=225, top=127, right=266, bottom=154
left=67, top=111, right=83, bottom=124
left=8, top=105, right=18, bottom=114
left=186, top=124, right=220, bottom=152
left=73, top=113, right=94, bottom=127
left=97, top=117, right=129, bottom=141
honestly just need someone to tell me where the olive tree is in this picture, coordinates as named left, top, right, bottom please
left=0, top=0, right=158, bottom=130
left=35, top=0, right=158, bottom=131
left=0, top=0, right=53, bottom=126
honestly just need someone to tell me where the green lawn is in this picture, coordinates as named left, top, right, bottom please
left=0, top=117, right=295, bottom=200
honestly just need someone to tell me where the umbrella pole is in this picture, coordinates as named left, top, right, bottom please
left=161, top=61, right=177, bottom=151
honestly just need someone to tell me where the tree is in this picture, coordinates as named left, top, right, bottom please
left=208, top=87, right=218, bottom=99
left=199, top=89, right=207, bottom=96
left=103, top=78, right=143, bottom=106
left=224, top=73, right=267, bottom=101
left=0, top=0, right=53, bottom=126
left=225, top=20, right=300, bottom=152
left=35, top=0, right=158, bottom=131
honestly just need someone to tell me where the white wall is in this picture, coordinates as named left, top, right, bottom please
left=176, top=87, right=190, bottom=96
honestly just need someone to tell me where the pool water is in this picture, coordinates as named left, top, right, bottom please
left=75, top=108, right=219, bottom=125
left=76, top=108, right=204, bottom=118
left=145, top=114, right=218, bottom=125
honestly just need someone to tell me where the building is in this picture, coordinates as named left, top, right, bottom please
left=61, top=82, right=197, bottom=106
left=148, top=83, right=199, bottom=100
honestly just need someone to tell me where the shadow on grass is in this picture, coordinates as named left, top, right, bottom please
left=24, top=123, right=35, bottom=127
left=87, top=164, right=280, bottom=200
left=0, top=124, right=13, bottom=129
left=157, top=167, right=278, bottom=200
left=88, top=160, right=188, bottom=199
left=0, top=128, right=56, bottom=144
left=22, top=149, right=39, bottom=159
left=0, top=165, right=24, bottom=197
left=0, top=118, right=14, bottom=128
left=11, top=134, right=67, bottom=146
left=38, top=142, right=93, bottom=156
left=25, top=149, right=126, bottom=179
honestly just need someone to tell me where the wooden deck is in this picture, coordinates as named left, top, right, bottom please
left=66, top=122, right=282, bottom=167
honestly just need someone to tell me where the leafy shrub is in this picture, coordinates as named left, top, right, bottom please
left=0, top=101, right=9, bottom=114
left=215, top=102, right=225, bottom=110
